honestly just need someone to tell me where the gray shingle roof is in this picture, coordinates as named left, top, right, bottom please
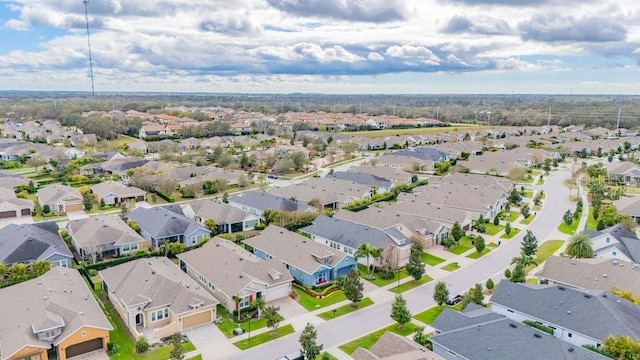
left=491, top=281, right=640, bottom=341
left=326, top=172, right=392, bottom=189
left=0, top=222, right=71, bottom=265
left=99, top=257, right=218, bottom=315
left=177, top=238, right=292, bottom=298
left=300, top=215, right=408, bottom=249
left=182, top=198, right=254, bottom=225
left=67, top=214, right=147, bottom=251
left=585, top=224, right=640, bottom=263
left=430, top=318, right=608, bottom=360
left=127, top=206, right=208, bottom=239
left=229, top=191, right=312, bottom=212
left=431, top=305, right=503, bottom=333
left=390, top=147, right=450, bottom=162
left=243, top=226, right=348, bottom=275
left=0, top=267, right=112, bottom=360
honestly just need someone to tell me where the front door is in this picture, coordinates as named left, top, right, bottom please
left=135, top=313, right=144, bottom=326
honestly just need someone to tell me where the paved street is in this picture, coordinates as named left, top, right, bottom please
left=223, top=166, right=575, bottom=360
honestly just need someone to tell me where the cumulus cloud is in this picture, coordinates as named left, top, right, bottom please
left=385, top=45, right=440, bottom=65
left=440, top=0, right=592, bottom=6
left=266, top=0, right=408, bottom=22
left=200, top=12, right=263, bottom=36
left=519, top=13, right=627, bottom=42
left=443, top=15, right=514, bottom=35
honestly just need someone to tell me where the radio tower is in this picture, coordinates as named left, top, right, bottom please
left=83, top=0, right=95, bottom=95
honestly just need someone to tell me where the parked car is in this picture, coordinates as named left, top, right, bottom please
left=446, top=295, right=463, bottom=306
left=267, top=174, right=278, bottom=179
left=276, top=351, right=303, bottom=360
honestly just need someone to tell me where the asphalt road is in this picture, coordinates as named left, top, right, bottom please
left=227, top=166, right=574, bottom=360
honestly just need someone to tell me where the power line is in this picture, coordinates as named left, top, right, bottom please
left=83, top=0, right=95, bottom=96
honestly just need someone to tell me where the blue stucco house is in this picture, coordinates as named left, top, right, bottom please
left=243, top=225, right=357, bottom=286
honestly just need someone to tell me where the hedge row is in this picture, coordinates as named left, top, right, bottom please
left=155, top=191, right=175, bottom=203
left=293, top=282, right=341, bottom=298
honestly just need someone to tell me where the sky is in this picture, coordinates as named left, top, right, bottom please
left=0, top=0, right=639, bottom=94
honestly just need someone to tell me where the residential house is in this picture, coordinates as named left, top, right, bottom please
left=90, top=180, right=146, bottom=205
left=177, top=237, right=293, bottom=313
left=37, top=184, right=84, bottom=214
left=583, top=224, right=640, bottom=263
left=0, top=222, right=72, bottom=267
left=180, top=198, right=260, bottom=233
left=67, top=214, right=148, bottom=260
left=0, top=267, right=113, bottom=360
left=377, top=154, right=430, bottom=172
left=139, top=123, right=167, bottom=139
left=127, top=207, right=211, bottom=248
left=613, top=195, right=640, bottom=223
left=390, top=147, right=451, bottom=162
left=428, top=172, right=514, bottom=192
left=387, top=201, right=475, bottom=231
left=243, top=226, right=357, bottom=286
left=605, top=161, right=640, bottom=186
left=431, top=303, right=503, bottom=335
left=228, top=191, right=315, bottom=219
left=352, top=332, right=439, bottom=360
left=430, top=315, right=607, bottom=360
left=100, top=257, right=218, bottom=340
left=326, top=171, right=394, bottom=193
left=300, top=215, right=412, bottom=265
left=0, top=187, right=33, bottom=219
left=334, top=208, right=449, bottom=248
left=490, top=281, right=640, bottom=348
left=348, top=165, right=413, bottom=185
left=0, top=170, right=31, bottom=190
left=268, top=177, right=373, bottom=210
left=535, top=256, right=640, bottom=298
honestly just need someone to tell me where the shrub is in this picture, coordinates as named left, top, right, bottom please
left=504, top=268, right=511, bottom=279
left=88, top=269, right=98, bottom=277
left=135, top=336, right=149, bottom=353
left=486, top=278, right=494, bottom=290
left=107, top=342, right=120, bottom=355
left=254, top=223, right=266, bottom=230
left=42, top=204, right=51, bottom=214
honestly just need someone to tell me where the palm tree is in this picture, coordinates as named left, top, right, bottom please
left=232, top=294, right=241, bottom=322
left=355, top=243, right=374, bottom=280
left=253, top=297, right=266, bottom=319
left=369, top=247, right=383, bottom=279
left=511, top=253, right=537, bottom=268
left=566, top=233, right=594, bottom=258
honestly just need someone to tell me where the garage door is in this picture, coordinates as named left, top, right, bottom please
left=181, top=311, right=212, bottom=329
left=21, top=208, right=31, bottom=216
left=65, top=338, right=104, bottom=358
left=263, top=283, right=291, bottom=302
left=66, top=203, right=84, bottom=212
left=0, top=210, right=16, bottom=218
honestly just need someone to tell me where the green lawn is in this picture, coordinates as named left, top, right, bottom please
left=390, top=275, right=433, bottom=294
left=413, top=305, right=444, bottom=325
left=521, top=190, right=534, bottom=198
left=215, top=305, right=268, bottom=338
left=338, top=323, right=420, bottom=355
left=317, top=298, right=374, bottom=320
left=520, top=216, right=534, bottom=225
left=484, top=223, right=504, bottom=236
left=557, top=219, right=579, bottom=235
left=525, top=240, right=565, bottom=274
left=506, top=211, right=520, bottom=222
left=500, top=227, right=520, bottom=239
left=233, top=324, right=295, bottom=350
left=449, top=245, right=471, bottom=255
left=487, top=242, right=499, bottom=248
left=441, top=262, right=461, bottom=272
left=293, top=287, right=347, bottom=311
left=358, top=264, right=409, bottom=287
left=421, top=252, right=446, bottom=266
left=187, top=356, right=202, bottom=360
left=585, top=206, right=598, bottom=231
left=466, top=248, right=491, bottom=259
left=537, top=177, right=545, bottom=185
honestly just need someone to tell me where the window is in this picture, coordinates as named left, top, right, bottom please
left=82, top=331, right=86, bottom=337
left=568, top=333, right=573, bottom=338
left=612, top=251, right=617, bottom=256
left=52, top=259, right=68, bottom=267
left=606, top=237, right=610, bottom=243
left=238, top=296, right=250, bottom=309
left=151, top=308, right=170, bottom=322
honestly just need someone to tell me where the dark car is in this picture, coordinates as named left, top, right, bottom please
left=267, top=174, right=278, bottom=179
left=446, top=295, right=463, bottom=306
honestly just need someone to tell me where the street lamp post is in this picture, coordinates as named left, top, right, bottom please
left=397, top=267, right=401, bottom=288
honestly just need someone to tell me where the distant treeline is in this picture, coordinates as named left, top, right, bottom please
left=1, top=92, right=639, bottom=129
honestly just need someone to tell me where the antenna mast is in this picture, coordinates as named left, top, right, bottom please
left=83, top=0, right=95, bottom=95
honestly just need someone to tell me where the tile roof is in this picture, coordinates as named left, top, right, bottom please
left=0, top=267, right=112, bottom=360
left=99, top=257, right=218, bottom=315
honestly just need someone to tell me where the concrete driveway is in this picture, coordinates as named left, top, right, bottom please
left=0, top=215, right=33, bottom=229
left=68, top=350, right=109, bottom=360
left=67, top=210, right=89, bottom=220
left=183, top=323, right=239, bottom=360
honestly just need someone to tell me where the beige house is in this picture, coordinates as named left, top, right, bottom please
left=0, top=267, right=112, bottom=360
left=90, top=180, right=146, bottom=205
left=0, top=187, right=32, bottom=219
left=37, top=184, right=83, bottom=214
left=67, top=214, right=148, bottom=260
left=99, top=257, right=218, bottom=340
